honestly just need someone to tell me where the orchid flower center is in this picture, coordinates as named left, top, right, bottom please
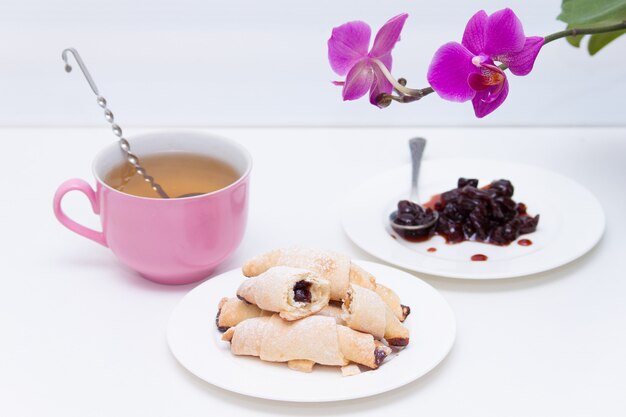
left=480, top=64, right=506, bottom=86
left=468, top=62, right=506, bottom=103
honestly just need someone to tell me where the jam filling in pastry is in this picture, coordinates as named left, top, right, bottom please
left=236, top=266, right=330, bottom=321
left=243, top=247, right=350, bottom=301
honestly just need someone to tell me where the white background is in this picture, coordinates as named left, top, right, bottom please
left=1, top=0, right=625, bottom=127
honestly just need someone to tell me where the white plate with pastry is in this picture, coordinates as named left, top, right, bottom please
left=167, top=259, right=456, bottom=402
left=342, top=159, right=605, bottom=279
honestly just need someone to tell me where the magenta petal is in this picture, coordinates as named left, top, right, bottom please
left=328, top=21, right=372, bottom=76
left=369, top=65, right=393, bottom=106
left=427, top=42, right=478, bottom=102
left=462, top=10, right=488, bottom=55
left=497, top=36, right=544, bottom=76
left=484, top=8, right=525, bottom=56
left=369, top=13, right=409, bottom=59
left=342, top=60, right=375, bottom=101
left=472, top=77, right=509, bottom=118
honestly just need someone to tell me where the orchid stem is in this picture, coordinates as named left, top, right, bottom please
left=543, top=20, right=626, bottom=45
left=374, top=19, right=626, bottom=107
left=371, top=58, right=431, bottom=98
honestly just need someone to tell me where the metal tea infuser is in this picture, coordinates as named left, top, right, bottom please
left=62, top=48, right=203, bottom=199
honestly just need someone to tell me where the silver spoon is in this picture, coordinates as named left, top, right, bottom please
left=389, top=138, right=439, bottom=237
left=62, top=48, right=204, bottom=199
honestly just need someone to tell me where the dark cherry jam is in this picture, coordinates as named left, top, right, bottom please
left=427, top=247, right=437, bottom=252
left=471, top=254, right=488, bottom=261
left=390, top=200, right=438, bottom=241
left=215, top=308, right=229, bottom=332
left=374, top=347, right=389, bottom=366
left=293, top=280, right=312, bottom=303
left=393, top=178, right=539, bottom=246
left=518, top=239, right=533, bottom=246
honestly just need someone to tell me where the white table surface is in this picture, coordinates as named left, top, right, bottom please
left=1, top=127, right=625, bottom=416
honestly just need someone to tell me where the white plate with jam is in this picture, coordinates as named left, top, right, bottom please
left=342, top=159, right=605, bottom=279
left=167, top=261, right=456, bottom=402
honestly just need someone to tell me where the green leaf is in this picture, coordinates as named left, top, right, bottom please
left=558, top=0, right=626, bottom=25
left=566, top=35, right=583, bottom=46
left=588, top=29, right=626, bottom=54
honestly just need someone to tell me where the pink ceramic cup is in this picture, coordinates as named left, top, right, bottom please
left=53, top=131, right=252, bottom=285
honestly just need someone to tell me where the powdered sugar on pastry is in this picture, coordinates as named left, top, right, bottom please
left=242, top=247, right=410, bottom=321
left=237, top=266, right=330, bottom=321
left=261, top=315, right=346, bottom=366
left=315, top=302, right=345, bottom=325
left=242, top=247, right=350, bottom=301
left=342, top=284, right=410, bottom=346
left=223, top=314, right=391, bottom=370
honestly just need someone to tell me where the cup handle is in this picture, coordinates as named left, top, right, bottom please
left=53, top=179, right=108, bottom=247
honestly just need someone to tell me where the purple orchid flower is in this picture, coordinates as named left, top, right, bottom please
left=328, top=13, right=408, bottom=106
left=427, top=8, right=544, bottom=118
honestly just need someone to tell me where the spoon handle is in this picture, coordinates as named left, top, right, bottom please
left=62, top=48, right=170, bottom=199
left=409, top=138, right=427, bottom=203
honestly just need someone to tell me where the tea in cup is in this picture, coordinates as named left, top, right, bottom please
left=53, top=131, right=252, bottom=285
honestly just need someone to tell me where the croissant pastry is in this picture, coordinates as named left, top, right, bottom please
left=216, top=297, right=268, bottom=332
left=242, top=247, right=410, bottom=321
left=215, top=298, right=345, bottom=331
left=243, top=248, right=350, bottom=301
left=236, top=266, right=330, bottom=321
left=222, top=314, right=392, bottom=369
left=287, top=360, right=315, bottom=373
left=313, top=301, right=345, bottom=325
left=342, top=284, right=410, bottom=346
